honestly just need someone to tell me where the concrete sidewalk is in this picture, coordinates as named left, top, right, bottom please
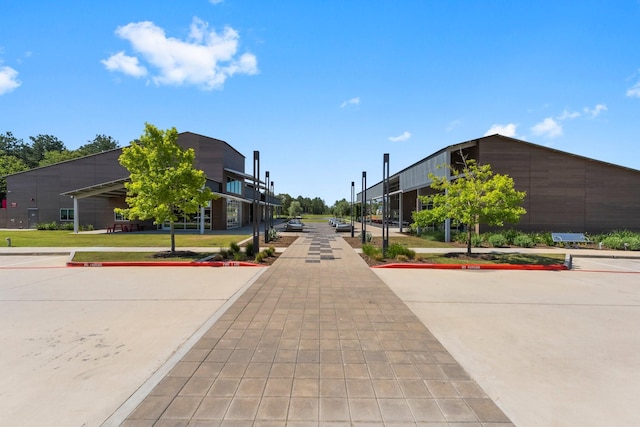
left=115, top=222, right=512, bottom=426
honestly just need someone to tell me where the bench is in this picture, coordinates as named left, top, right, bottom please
left=551, top=232, right=591, bottom=248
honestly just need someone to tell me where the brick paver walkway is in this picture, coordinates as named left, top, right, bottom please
left=122, top=223, right=513, bottom=426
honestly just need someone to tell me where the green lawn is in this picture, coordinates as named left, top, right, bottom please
left=415, top=252, right=566, bottom=265
left=0, top=230, right=249, bottom=248
left=71, top=251, right=214, bottom=262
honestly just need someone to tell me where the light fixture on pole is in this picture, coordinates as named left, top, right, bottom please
left=253, top=151, right=260, bottom=252
left=265, top=171, right=270, bottom=243
left=361, top=171, right=367, bottom=244
left=382, top=153, right=390, bottom=256
left=350, top=181, right=355, bottom=237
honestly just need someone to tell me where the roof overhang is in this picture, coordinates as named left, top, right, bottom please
left=60, top=178, right=129, bottom=199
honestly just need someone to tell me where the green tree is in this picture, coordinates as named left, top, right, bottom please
left=39, top=149, right=82, bottom=166
left=288, top=200, right=303, bottom=218
left=116, top=123, right=216, bottom=253
left=332, top=199, right=350, bottom=218
left=277, top=193, right=292, bottom=217
left=77, top=134, right=119, bottom=156
left=310, top=196, right=327, bottom=214
left=412, top=156, right=526, bottom=254
left=27, top=134, right=65, bottom=167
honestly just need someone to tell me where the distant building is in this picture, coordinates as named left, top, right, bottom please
left=359, top=134, right=640, bottom=235
left=1, top=132, right=278, bottom=231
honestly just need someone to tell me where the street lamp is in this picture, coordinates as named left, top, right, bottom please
left=361, top=171, right=367, bottom=244
left=350, top=181, right=354, bottom=237
left=265, top=171, right=270, bottom=243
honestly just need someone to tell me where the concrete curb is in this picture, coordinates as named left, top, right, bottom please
left=371, top=263, right=568, bottom=271
left=66, top=260, right=263, bottom=267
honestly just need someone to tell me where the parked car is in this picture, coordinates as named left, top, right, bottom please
left=284, top=219, right=304, bottom=232
left=335, top=222, right=353, bottom=232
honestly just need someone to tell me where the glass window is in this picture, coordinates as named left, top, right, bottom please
left=60, top=208, right=74, bottom=221
left=226, top=177, right=242, bottom=195
left=226, top=199, right=241, bottom=228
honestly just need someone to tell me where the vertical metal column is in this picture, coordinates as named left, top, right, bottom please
left=264, top=171, right=270, bottom=243
left=382, top=153, right=390, bottom=255
left=253, top=151, right=260, bottom=252
left=361, top=171, right=367, bottom=244
left=350, top=181, right=355, bottom=237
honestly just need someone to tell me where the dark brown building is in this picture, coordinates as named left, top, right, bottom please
left=1, top=132, right=274, bottom=231
left=360, top=134, right=640, bottom=235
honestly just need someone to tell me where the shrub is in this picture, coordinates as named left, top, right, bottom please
left=36, top=221, right=58, bottom=230
left=60, top=222, right=75, bottom=230
left=471, top=233, right=484, bottom=247
left=513, top=234, right=534, bottom=248
left=386, top=243, right=415, bottom=260
left=396, top=254, right=409, bottom=262
left=535, top=232, right=554, bottom=246
left=265, top=246, right=276, bottom=256
left=255, top=252, right=265, bottom=263
left=488, top=234, right=507, bottom=248
left=502, top=229, right=520, bottom=245
left=233, top=251, right=246, bottom=261
left=359, top=232, right=373, bottom=243
left=229, top=242, right=241, bottom=253
left=245, top=242, right=255, bottom=257
left=362, top=243, right=379, bottom=258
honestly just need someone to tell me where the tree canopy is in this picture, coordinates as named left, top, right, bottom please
left=116, top=123, right=215, bottom=252
left=412, top=156, right=526, bottom=254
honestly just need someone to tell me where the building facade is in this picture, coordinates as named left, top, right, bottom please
left=359, top=135, right=640, bottom=234
left=0, top=132, right=277, bottom=231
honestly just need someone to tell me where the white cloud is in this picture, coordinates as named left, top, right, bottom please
left=388, top=131, right=411, bottom=142
left=0, top=65, right=21, bottom=95
left=627, top=80, right=640, bottom=98
left=102, top=18, right=258, bottom=90
left=583, top=103, right=607, bottom=118
left=340, top=97, right=360, bottom=108
left=484, top=123, right=517, bottom=137
left=101, top=51, right=147, bottom=77
left=557, top=109, right=580, bottom=120
left=446, top=119, right=462, bottom=132
left=531, top=117, right=563, bottom=138
left=209, top=0, right=224, bottom=4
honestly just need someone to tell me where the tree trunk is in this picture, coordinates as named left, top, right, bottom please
left=170, top=221, right=176, bottom=253
left=466, top=226, right=472, bottom=255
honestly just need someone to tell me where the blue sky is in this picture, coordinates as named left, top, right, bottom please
left=2, top=0, right=640, bottom=205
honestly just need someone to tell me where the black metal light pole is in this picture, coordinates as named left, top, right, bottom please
left=269, top=181, right=276, bottom=231
left=271, top=181, right=276, bottom=220
left=264, top=171, right=270, bottom=243
left=361, top=171, right=367, bottom=244
left=350, top=181, right=355, bottom=237
left=253, top=151, right=260, bottom=252
left=382, top=153, right=390, bottom=256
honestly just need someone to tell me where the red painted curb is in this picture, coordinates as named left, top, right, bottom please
left=66, top=261, right=263, bottom=268
left=371, top=263, right=568, bottom=271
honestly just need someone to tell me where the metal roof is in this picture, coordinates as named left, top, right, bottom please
left=60, top=178, right=129, bottom=199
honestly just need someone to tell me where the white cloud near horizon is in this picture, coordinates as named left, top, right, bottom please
left=340, top=97, right=360, bottom=108
left=102, top=18, right=258, bottom=90
left=0, top=65, right=21, bottom=95
left=388, top=131, right=411, bottom=142
left=531, top=117, right=563, bottom=138
left=484, top=123, right=517, bottom=137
